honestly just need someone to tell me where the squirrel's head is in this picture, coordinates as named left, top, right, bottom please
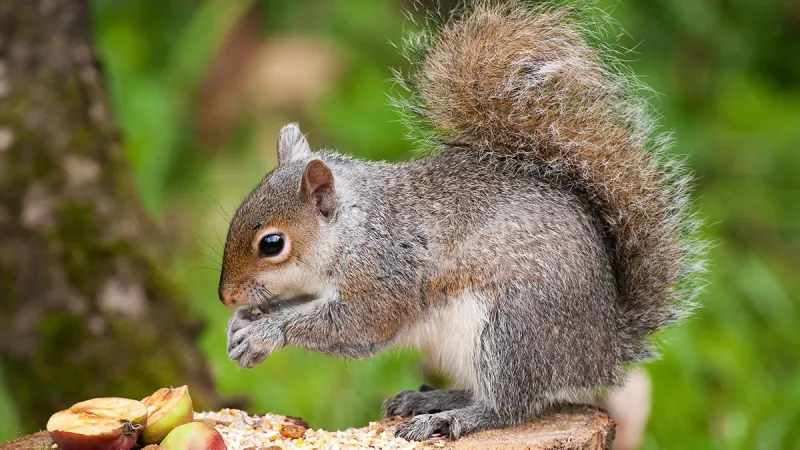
left=218, top=123, right=338, bottom=307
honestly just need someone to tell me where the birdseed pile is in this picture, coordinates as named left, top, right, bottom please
left=194, top=409, right=449, bottom=450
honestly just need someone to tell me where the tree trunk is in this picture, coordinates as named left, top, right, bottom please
left=0, top=0, right=221, bottom=434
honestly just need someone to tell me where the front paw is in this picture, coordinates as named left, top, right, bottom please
left=226, top=307, right=260, bottom=342
left=226, top=313, right=284, bottom=369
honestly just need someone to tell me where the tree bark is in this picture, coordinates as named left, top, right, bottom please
left=0, top=0, right=221, bottom=434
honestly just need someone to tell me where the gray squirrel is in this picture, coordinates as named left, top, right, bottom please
left=218, top=0, right=705, bottom=441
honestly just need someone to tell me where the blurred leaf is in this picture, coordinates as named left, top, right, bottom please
left=94, top=0, right=254, bottom=214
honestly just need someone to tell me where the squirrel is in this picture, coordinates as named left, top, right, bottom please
left=219, top=0, right=705, bottom=441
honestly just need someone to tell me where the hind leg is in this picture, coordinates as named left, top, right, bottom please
left=395, top=285, right=620, bottom=441
left=383, top=385, right=472, bottom=417
left=394, top=404, right=510, bottom=440
left=393, top=290, right=549, bottom=440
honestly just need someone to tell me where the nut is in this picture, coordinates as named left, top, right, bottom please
left=279, top=423, right=307, bottom=439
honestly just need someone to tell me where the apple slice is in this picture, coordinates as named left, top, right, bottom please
left=160, top=421, right=227, bottom=450
left=139, top=385, right=194, bottom=445
left=47, top=397, right=148, bottom=450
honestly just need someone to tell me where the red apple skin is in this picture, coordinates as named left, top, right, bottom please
left=160, top=422, right=227, bottom=450
left=47, top=398, right=148, bottom=450
left=49, top=422, right=143, bottom=450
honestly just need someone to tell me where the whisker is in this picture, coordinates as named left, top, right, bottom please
left=256, top=285, right=301, bottom=317
left=189, top=266, right=222, bottom=273
left=181, top=243, right=221, bottom=268
left=254, top=286, right=278, bottom=312
left=254, top=285, right=280, bottom=311
left=201, top=191, right=233, bottom=224
left=215, top=225, right=225, bottom=248
left=294, top=255, right=314, bottom=270
left=190, top=226, right=225, bottom=260
left=252, top=286, right=269, bottom=310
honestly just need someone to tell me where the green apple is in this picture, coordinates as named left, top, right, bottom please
left=47, top=397, right=148, bottom=450
left=160, top=421, right=227, bottom=450
left=139, top=385, right=194, bottom=445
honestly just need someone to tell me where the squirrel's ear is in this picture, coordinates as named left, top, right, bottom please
left=277, top=123, right=311, bottom=165
left=300, top=159, right=336, bottom=219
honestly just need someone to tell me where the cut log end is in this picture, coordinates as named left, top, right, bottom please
left=1, top=406, right=614, bottom=450
left=447, top=406, right=614, bottom=450
left=0, top=431, right=53, bottom=450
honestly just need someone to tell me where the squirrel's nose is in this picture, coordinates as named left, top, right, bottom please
left=219, top=283, right=237, bottom=307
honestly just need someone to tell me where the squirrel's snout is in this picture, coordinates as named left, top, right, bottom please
left=219, top=279, right=256, bottom=307
left=219, top=283, right=237, bottom=307
left=220, top=293, right=235, bottom=307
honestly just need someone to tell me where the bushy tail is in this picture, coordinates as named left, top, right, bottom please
left=394, top=1, right=706, bottom=357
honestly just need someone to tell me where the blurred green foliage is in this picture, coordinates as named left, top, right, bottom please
left=94, top=0, right=427, bottom=435
left=1, top=0, right=798, bottom=448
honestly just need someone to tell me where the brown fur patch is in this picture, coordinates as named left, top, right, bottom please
left=220, top=201, right=319, bottom=306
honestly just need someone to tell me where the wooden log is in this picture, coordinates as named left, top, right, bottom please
left=1, top=406, right=614, bottom=449
left=448, top=406, right=614, bottom=450
left=0, top=431, right=52, bottom=450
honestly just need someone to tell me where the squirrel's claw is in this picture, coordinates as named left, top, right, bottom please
left=395, top=413, right=452, bottom=441
left=226, top=309, right=286, bottom=369
left=227, top=324, right=277, bottom=369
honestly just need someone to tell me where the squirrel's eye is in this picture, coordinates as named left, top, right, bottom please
left=258, top=233, right=285, bottom=258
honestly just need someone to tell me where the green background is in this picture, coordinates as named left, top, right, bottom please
left=1, top=0, right=799, bottom=448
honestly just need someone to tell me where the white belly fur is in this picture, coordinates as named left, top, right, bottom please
left=398, top=292, right=489, bottom=391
